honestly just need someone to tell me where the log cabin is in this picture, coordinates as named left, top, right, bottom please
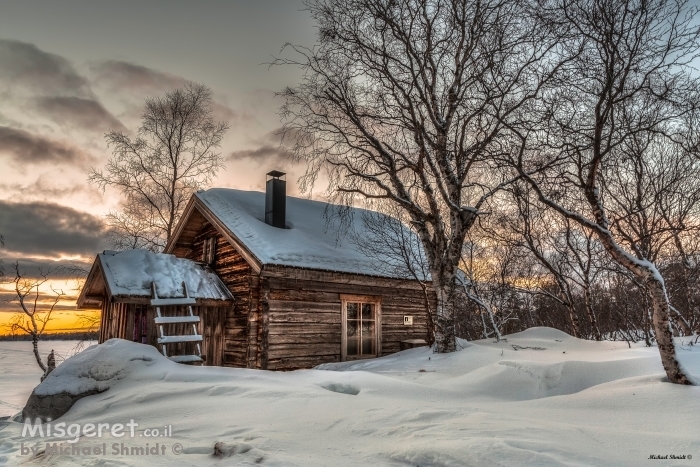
left=78, top=171, right=434, bottom=370
left=77, top=250, right=234, bottom=365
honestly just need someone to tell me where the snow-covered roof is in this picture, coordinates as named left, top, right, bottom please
left=99, top=250, right=233, bottom=300
left=196, top=189, right=426, bottom=279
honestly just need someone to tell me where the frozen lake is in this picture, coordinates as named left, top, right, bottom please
left=0, top=340, right=93, bottom=417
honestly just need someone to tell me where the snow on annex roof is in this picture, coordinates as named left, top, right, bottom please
left=99, top=249, right=233, bottom=300
left=196, top=188, right=424, bottom=279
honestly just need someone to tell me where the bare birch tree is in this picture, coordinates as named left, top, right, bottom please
left=506, top=188, right=606, bottom=340
left=90, top=82, right=229, bottom=251
left=276, top=0, right=560, bottom=352
left=7, top=263, right=65, bottom=380
left=604, top=135, right=700, bottom=337
left=458, top=232, right=527, bottom=341
left=350, top=203, right=435, bottom=344
left=507, top=193, right=583, bottom=337
left=512, top=0, right=700, bottom=384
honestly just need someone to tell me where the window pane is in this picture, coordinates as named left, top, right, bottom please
left=361, top=320, right=375, bottom=337
left=362, top=338, right=375, bottom=355
left=361, top=303, right=374, bottom=320
left=347, top=303, right=359, bottom=320
left=347, top=338, right=360, bottom=356
left=347, top=320, right=358, bottom=338
left=345, top=300, right=378, bottom=359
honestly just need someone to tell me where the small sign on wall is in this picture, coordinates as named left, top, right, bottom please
left=403, top=316, right=413, bottom=325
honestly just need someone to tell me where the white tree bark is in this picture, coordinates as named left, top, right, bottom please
left=432, top=276, right=457, bottom=353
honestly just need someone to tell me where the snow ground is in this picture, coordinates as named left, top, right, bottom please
left=0, top=341, right=87, bottom=418
left=1, top=329, right=699, bottom=466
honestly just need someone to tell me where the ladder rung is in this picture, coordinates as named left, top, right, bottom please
left=168, top=355, right=203, bottom=363
left=152, top=281, right=203, bottom=364
left=154, top=316, right=200, bottom=324
left=158, top=335, right=203, bottom=344
left=150, top=298, right=196, bottom=306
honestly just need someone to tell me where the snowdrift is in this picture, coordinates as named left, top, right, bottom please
left=33, top=340, right=165, bottom=398
left=1, top=328, right=699, bottom=467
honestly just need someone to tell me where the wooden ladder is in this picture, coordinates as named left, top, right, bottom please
left=151, top=281, right=203, bottom=364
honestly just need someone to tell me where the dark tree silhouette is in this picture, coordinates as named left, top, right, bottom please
left=90, top=82, right=229, bottom=251
left=276, top=0, right=561, bottom=352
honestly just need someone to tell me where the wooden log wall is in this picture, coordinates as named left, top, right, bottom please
left=100, top=301, right=226, bottom=366
left=98, top=299, right=108, bottom=343
left=247, top=275, right=261, bottom=369
left=145, top=305, right=225, bottom=366
left=265, top=272, right=433, bottom=370
left=101, top=302, right=129, bottom=342
left=185, top=221, right=254, bottom=368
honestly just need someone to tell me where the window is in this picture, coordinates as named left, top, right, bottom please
left=202, top=237, right=216, bottom=264
left=340, top=295, right=381, bottom=361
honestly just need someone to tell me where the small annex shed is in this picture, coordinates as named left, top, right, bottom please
left=79, top=171, right=433, bottom=370
left=77, top=249, right=234, bottom=365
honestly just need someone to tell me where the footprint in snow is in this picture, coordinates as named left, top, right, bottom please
left=320, top=383, right=360, bottom=395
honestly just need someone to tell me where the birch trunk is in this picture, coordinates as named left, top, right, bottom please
left=669, top=307, right=692, bottom=337
left=565, top=301, right=581, bottom=339
left=432, top=279, right=456, bottom=353
left=646, top=275, right=692, bottom=384
left=583, top=286, right=602, bottom=341
left=598, top=233, right=692, bottom=384
left=553, top=275, right=580, bottom=338
left=485, top=304, right=502, bottom=342
left=32, top=335, right=47, bottom=373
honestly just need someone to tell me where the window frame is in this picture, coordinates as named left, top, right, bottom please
left=340, top=294, right=382, bottom=362
left=202, top=237, right=216, bottom=264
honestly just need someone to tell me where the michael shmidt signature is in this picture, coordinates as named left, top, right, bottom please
left=648, top=454, right=691, bottom=460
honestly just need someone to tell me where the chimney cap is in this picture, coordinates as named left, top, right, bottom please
left=266, top=170, right=286, bottom=179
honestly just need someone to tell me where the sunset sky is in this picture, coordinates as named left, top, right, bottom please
left=0, top=0, right=316, bottom=332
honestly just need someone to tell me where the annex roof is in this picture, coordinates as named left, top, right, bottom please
left=77, top=249, right=233, bottom=308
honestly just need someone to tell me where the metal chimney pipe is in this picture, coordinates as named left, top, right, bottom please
left=265, top=170, right=286, bottom=228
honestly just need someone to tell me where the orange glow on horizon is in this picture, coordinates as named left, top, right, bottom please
left=0, top=278, right=100, bottom=335
left=0, top=310, right=101, bottom=335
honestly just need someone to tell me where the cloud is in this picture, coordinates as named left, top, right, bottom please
left=0, top=256, right=91, bottom=282
left=0, top=176, right=89, bottom=200
left=90, top=60, right=186, bottom=92
left=34, top=96, right=125, bottom=132
left=0, top=200, right=107, bottom=259
left=229, top=144, right=290, bottom=163
left=228, top=127, right=293, bottom=166
left=91, top=60, right=243, bottom=125
left=212, top=102, right=244, bottom=125
left=0, top=126, right=88, bottom=166
left=0, top=39, right=91, bottom=97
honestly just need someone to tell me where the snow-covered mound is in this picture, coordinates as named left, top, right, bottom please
left=33, top=340, right=165, bottom=397
left=504, top=326, right=576, bottom=341
left=1, top=328, right=699, bottom=467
